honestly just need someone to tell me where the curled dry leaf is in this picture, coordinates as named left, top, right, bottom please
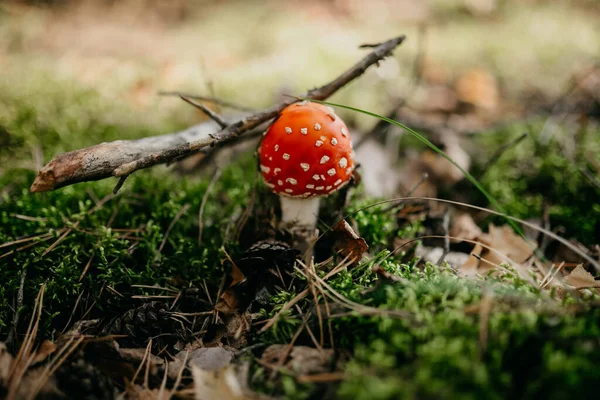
left=460, top=224, right=535, bottom=276
left=564, top=265, right=600, bottom=289
left=188, top=347, right=234, bottom=372
left=332, top=220, right=369, bottom=262
left=450, top=213, right=482, bottom=243
left=261, top=345, right=334, bottom=376
left=461, top=242, right=483, bottom=276
left=215, top=262, right=246, bottom=315
left=481, top=224, right=535, bottom=267
left=32, top=340, right=57, bottom=365
left=192, top=364, right=256, bottom=400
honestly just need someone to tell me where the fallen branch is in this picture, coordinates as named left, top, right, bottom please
left=30, top=35, right=406, bottom=193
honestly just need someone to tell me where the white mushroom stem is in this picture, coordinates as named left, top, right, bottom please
left=279, top=196, right=321, bottom=230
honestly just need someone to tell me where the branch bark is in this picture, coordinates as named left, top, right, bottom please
left=30, top=35, right=406, bottom=193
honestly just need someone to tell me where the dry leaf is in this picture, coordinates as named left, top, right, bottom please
left=455, top=67, right=499, bottom=111
left=188, top=347, right=234, bottom=372
left=215, top=262, right=247, bottom=315
left=481, top=224, right=535, bottom=267
left=332, top=220, right=369, bottom=262
left=32, top=340, right=56, bottom=364
left=261, top=345, right=334, bottom=376
left=192, top=364, right=255, bottom=400
left=461, top=243, right=483, bottom=276
left=564, top=265, right=600, bottom=289
left=450, top=213, right=482, bottom=243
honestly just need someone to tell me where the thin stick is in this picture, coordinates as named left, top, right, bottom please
left=31, top=35, right=406, bottom=192
left=158, top=91, right=255, bottom=112
left=180, top=95, right=228, bottom=128
left=155, top=203, right=190, bottom=262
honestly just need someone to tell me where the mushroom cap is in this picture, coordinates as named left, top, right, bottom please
left=259, top=101, right=354, bottom=198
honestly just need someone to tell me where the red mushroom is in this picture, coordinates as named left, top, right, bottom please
left=258, top=101, right=354, bottom=231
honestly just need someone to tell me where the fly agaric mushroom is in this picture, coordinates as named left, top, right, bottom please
left=258, top=101, right=354, bottom=231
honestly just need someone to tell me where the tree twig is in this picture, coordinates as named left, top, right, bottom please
left=158, top=91, right=255, bottom=112
left=179, top=95, right=228, bottom=128
left=31, top=35, right=406, bottom=193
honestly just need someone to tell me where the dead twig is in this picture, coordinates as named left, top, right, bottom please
left=31, top=35, right=406, bottom=193
left=155, top=203, right=190, bottom=262
left=158, top=91, right=255, bottom=112
left=180, top=95, right=228, bottom=129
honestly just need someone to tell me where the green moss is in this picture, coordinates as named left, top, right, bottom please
left=471, top=119, right=600, bottom=244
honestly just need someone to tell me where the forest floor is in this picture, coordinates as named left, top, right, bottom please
left=1, top=1, right=600, bottom=399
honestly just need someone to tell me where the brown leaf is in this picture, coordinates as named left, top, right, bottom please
left=455, top=67, right=499, bottom=111
left=188, top=347, right=234, bottom=372
left=332, top=220, right=369, bottom=262
left=564, top=265, right=600, bottom=289
left=461, top=243, right=483, bottom=276
left=261, top=345, right=334, bottom=376
left=32, top=340, right=56, bottom=364
left=450, top=213, right=482, bottom=243
left=215, top=261, right=246, bottom=315
left=481, top=224, right=535, bottom=267
left=192, top=364, right=256, bottom=400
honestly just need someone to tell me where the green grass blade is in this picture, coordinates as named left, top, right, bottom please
left=310, top=99, right=524, bottom=236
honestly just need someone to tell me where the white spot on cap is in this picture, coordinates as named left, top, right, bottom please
left=312, top=174, right=320, bottom=181
left=274, top=144, right=279, bottom=152
left=286, top=178, right=297, bottom=185
left=278, top=180, right=283, bottom=185
left=300, top=128, right=308, bottom=135
left=274, top=168, right=281, bottom=175
left=334, top=179, right=342, bottom=186
left=331, top=138, right=338, bottom=146
left=327, top=168, right=336, bottom=176
left=283, top=153, right=290, bottom=160
left=314, top=123, right=321, bottom=131
left=346, top=167, right=352, bottom=175
left=320, top=174, right=326, bottom=181
left=320, top=155, right=330, bottom=164
left=300, top=163, right=310, bottom=172
left=315, top=140, right=323, bottom=147
left=341, top=127, right=348, bottom=137
left=285, top=189, right=293, bottom=193
left=296, top=100, right=309, bottom=106
left=320, top=136, right=327, bottom=141
left=265, top=182, right=275, bottom=188
left=316, top=186, right=324, bottom=190
left=326, top=186, right=332, bottom=190
left=302, top=192, right=312, bottom=197
left=326, top=106, right=335, bottom=113
left=339, top=157, right=348, bottom=168
left=327, top=113, right=336, bottom=121
left=306, top=184, right=315, bottom=189
left=285, top=127, right=292, bottom=134
left=260, top=165, right=270, bottom=174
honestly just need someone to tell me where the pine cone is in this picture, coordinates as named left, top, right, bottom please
left=54, top=358, right=116, bottom=400
left=99, top=302, right=176, bottom=348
